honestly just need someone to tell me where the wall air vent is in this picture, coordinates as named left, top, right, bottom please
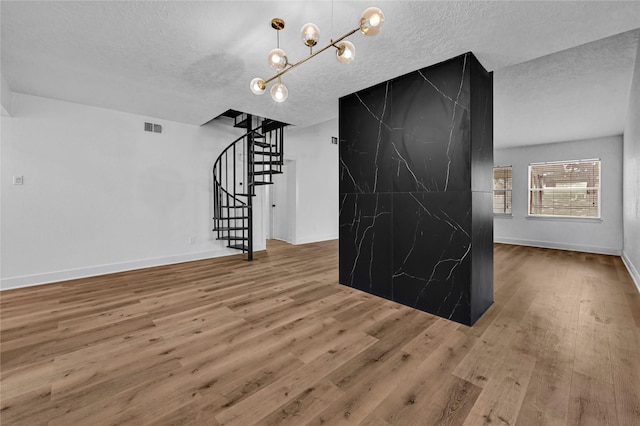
left=144, top=122, right=163, bottom=133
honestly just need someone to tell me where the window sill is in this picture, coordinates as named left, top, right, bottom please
left=526, top=215, right=602, bottom=223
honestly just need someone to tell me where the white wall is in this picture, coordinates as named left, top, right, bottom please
left=1, top=73, right=12, bottom=116
left=0, top=93, right=263, bottom=289
left=494, top=135, right=623, bottom=255
left=1, top=113, right=10, bottom=285
left=622, top=39, right=640, bottom=292
left=284, top=118, right=339, bottom=244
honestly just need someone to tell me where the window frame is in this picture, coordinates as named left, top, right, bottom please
left=493, top=165, right=513, bottom=216
left=527, top=159, right=601, bottom=219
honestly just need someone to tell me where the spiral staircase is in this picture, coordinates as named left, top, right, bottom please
left=212, top=111, right=286, bottom=261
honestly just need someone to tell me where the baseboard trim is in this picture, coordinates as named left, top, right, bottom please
left=294, top=234, right=338, bottom=245
left=494, top=237, right=621, bottom=256
left=0, top=248, right=238, bottom=291
left=621, top=250, right=640, bottom=294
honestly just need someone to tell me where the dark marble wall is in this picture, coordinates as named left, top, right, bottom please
left=339, top=52, right=493, bottom=326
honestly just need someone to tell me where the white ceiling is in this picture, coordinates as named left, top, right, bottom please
left=1, top=1, right=639, bottom=148
left=495, top=28, right=639, bottom=147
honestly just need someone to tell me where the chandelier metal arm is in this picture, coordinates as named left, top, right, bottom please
left=251, top=7, right=383, bottom=102
left=263, top=27, right=360, bottom=86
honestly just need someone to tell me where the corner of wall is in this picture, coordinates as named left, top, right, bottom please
left=622, top=32, right=640, bottom=294
left=621, top=250, right=640, bottom=294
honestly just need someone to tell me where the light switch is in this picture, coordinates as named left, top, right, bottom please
left=13, top=176, right=24, bottom=185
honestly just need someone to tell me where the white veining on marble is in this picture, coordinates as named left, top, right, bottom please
left=392, top=142, right=428, bottom=191
left=339, top=194, right=360, bottom=230
left=391, top=220, right=420, bottom=297
left=355, top=84, right=391, bottom=192
left=351, top=195, right=360, bottom=234
left=375, top=83, right=389, bottom=192
left=448, top=291, right=465, bottom=320
left=354, top=91, right=393, bottom=132
left=412, top=242, right=471, bottom=307
left=340, top=157, right=363, bottom=193
left=349, top=195, right=390, bottom=286
left=399, top=222, right=421, bottom=271
left=437, top=276, right=458, bottom=317
left=417, top=70, right=469, bottom=112
left=339, top=193, right=347, bottom=217
left=444, top=53, right=468, bottom=191
left=430, top=176, right=440, bottom=192
left=439, top=209, right=470, bottom=238
left=400, top=193, right=472, bottom=308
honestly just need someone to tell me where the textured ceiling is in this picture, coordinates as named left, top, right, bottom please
left=495, top=28, right=639, bottom=147
left=1, top=1, right=639, bottom=147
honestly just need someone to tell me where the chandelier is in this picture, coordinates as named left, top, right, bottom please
left=250, top=7, right=385, bottom=102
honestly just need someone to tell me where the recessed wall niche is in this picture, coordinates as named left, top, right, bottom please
left=338, top=52, right=493, bottom=326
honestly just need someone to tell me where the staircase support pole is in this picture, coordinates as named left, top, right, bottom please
left=247, top=114, right=254, bottom=261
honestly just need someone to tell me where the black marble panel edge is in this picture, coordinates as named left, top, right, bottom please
left=469, top=54, right=494, bottom=193
left=470, top=191, right=494, bottom=325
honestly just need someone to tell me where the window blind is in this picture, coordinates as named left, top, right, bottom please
left=493, top=166, right=512, bottom=214
left=528, top=159, right=600, bottom=218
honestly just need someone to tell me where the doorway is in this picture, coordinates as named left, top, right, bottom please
left=266, top=159, right=295, bottom=243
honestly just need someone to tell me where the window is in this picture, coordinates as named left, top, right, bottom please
left=528, top=159, right=601, bottom=218
left=493, top=166, right=512, bottom=215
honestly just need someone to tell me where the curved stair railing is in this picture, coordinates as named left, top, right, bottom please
left=212, top=113, right=285, bottom=261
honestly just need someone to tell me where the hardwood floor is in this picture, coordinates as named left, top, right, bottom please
left=1, top=240, right=639, bottom=425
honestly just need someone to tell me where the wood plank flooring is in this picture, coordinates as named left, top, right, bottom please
left=1, top=241, right=639, bottom=425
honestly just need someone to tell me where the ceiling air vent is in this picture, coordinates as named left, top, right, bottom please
left=144, top=122, right=163, bottom=133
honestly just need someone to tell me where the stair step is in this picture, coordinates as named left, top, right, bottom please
left=261, top=119, right=288, bottom=133
left=252, top=181, right=273, bottom=186
left=254, top=151, right=282, bottom=156
left=253, top=161, right=283, bottom=165
left=254, top=141, right=275, bottom=148
left=214, top=216, right=250, bottom=220
left=234, top=117, right=249, bottom=128
left=235, top=193, right=255, bottom=197
left=220, top=205, right=249, bottom=208
left=253, top=170, right=283, bottom=176
left=250, top=130, right=266, bottom=140
left=217, top=236, right=249, bottom=241
left=228, top=244, right=249, bottom=251
left=220, top=109, right=243, bottom=119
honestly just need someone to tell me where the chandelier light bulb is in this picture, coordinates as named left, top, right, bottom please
left=301, top=23, right=320, bottom=47
left=360, top=7, right=384, bottom=36
left=336, top=41, right=356, bottom=64
left=254, top=9, right=384, bottom=103
left=270, top=82, right=288, bottom=102
left=268, top=48, right=288, bottom=70
left=250, top=78, right=266, bottom=95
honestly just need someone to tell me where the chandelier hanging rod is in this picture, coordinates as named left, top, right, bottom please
left=250, top=6, right=384, bottom=102
left=262, top=27, right=360, bottom=86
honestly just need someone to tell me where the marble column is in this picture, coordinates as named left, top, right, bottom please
left=339, top=52, right=493, bottom=326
